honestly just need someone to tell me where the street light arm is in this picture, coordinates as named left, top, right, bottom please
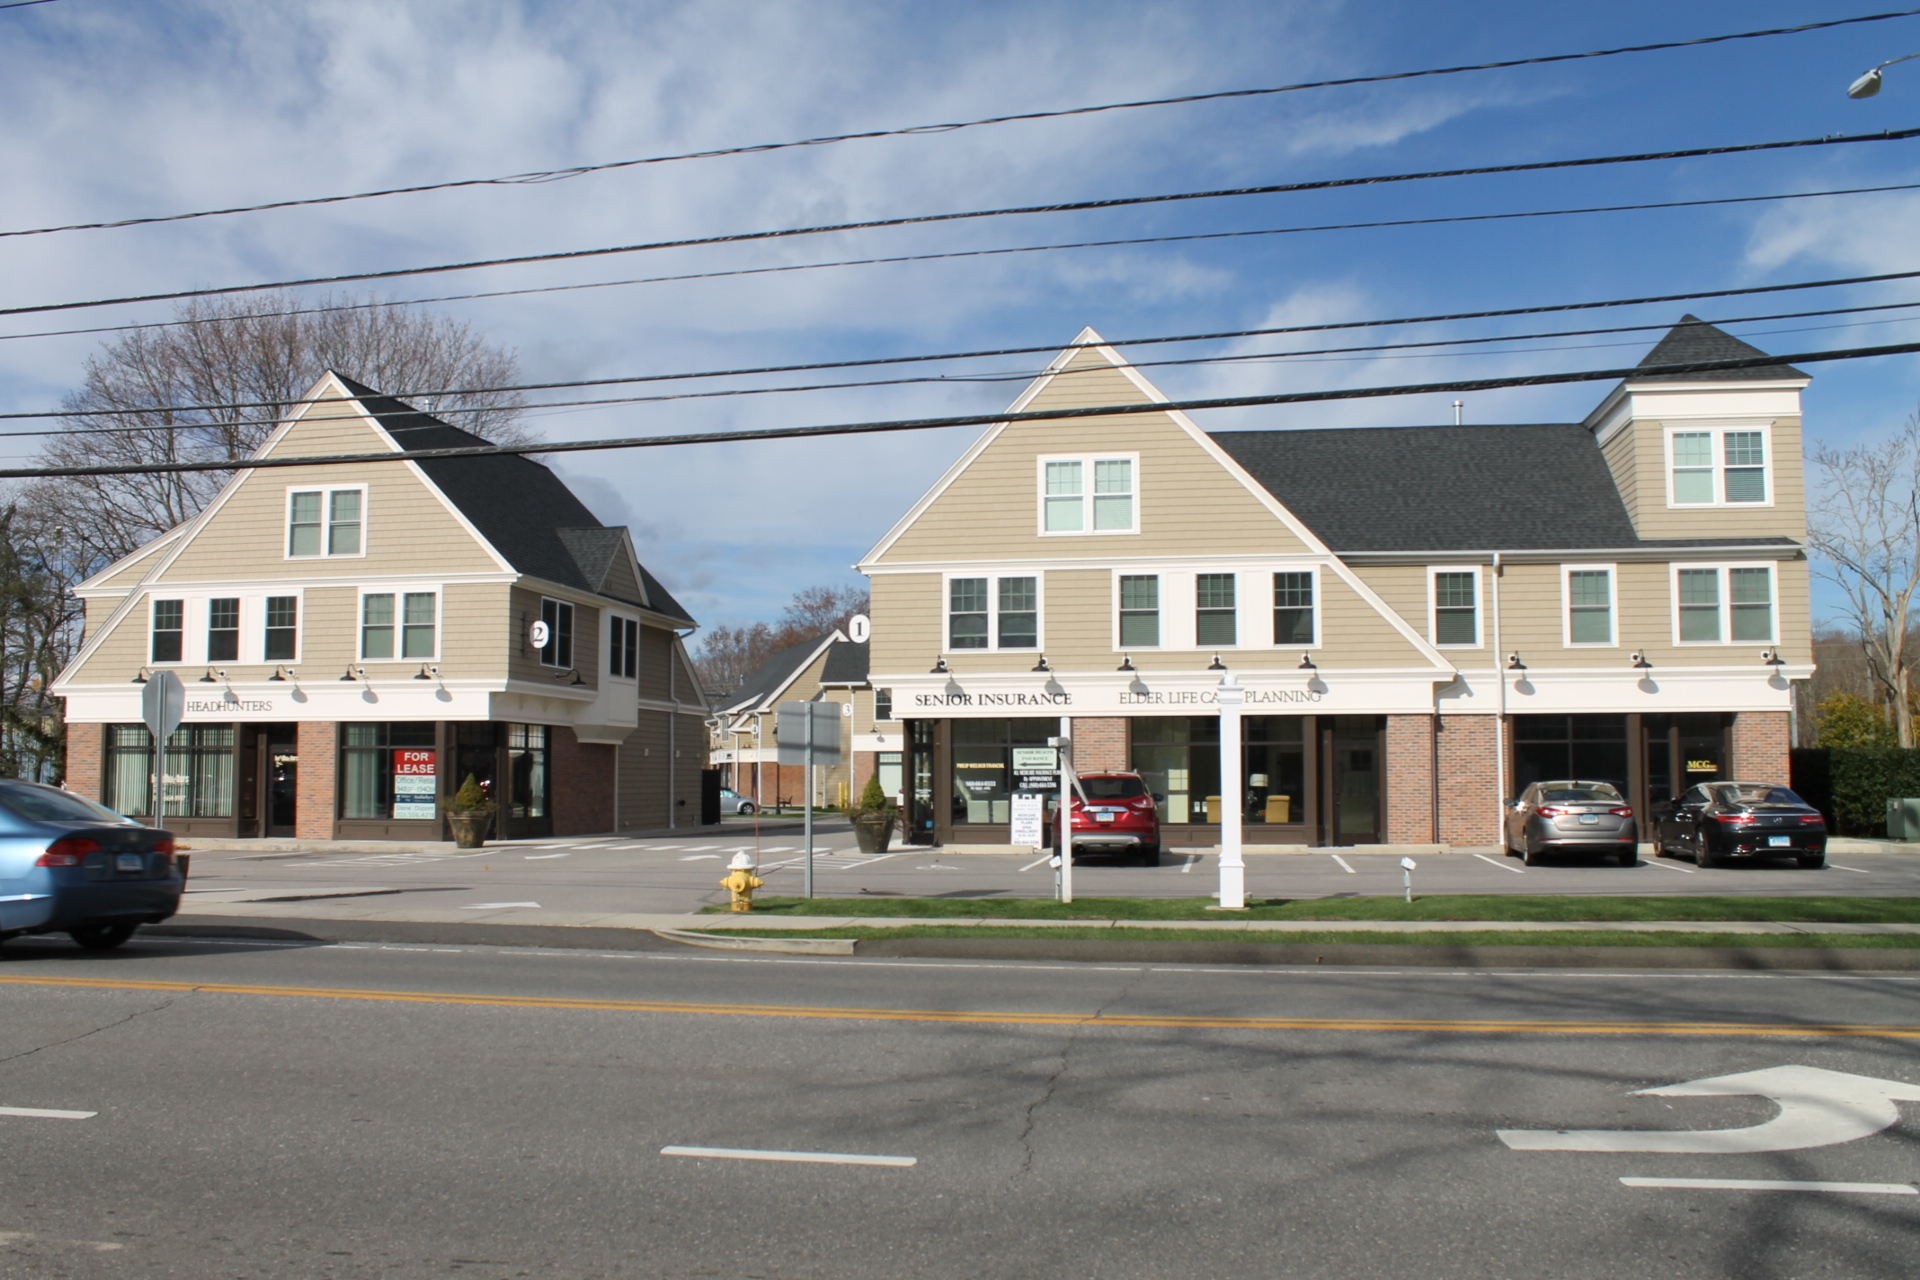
left=1849, top=51, right=1920, bottom=97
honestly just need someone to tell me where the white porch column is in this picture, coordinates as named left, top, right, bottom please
left=1217, top=673, right=1245, bottom=910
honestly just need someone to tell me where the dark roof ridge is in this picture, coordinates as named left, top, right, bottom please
left=1630, top=315, right=1807, bottom=383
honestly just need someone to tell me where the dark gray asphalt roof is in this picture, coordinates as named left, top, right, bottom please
left=335, top=374, right=695, bottom=624
left=820, top=639, right=870, bottom=685
left=721, top=635, right=833, bottom=712
left=1632, top=314, right=1807, bottom=382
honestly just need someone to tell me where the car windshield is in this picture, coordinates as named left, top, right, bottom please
left=0, top=784, right=131, bottom=825
left=1081, top=776, right=1147, bottom=800
left=1714, top=784, right=1805, bottom=807
left=1537, top=783, right=1622, bottom=802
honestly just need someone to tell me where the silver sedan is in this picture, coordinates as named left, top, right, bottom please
left=1503, top=780, right=1638, bottom=866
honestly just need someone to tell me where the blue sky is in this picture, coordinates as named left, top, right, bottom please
left=2, top=0, right=1917, bottom=637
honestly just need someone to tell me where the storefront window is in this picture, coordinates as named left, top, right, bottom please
left=1242, top=717, right=1306, bottom=825
left=1511, top=715, right=1628, bottom=797
left=104, top=723, right=235, bottom=818
left=1133, top=716, right=1307, bottom=825
left=342, top=723, right=438, bottom=819
left=877, top=752, right=904, bottom=806
left=508, top=723, right=550, bottom=819
left=952, top=718, right=1056, bottom=824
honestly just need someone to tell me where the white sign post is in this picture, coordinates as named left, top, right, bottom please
left=140, top=670, right=183, bottom=823
left=1217, top=674, right=1245, bottom=910
left=777, top=701, right=842, bottom=898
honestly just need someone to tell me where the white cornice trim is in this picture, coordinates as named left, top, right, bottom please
left=1338, top=544, right=1805, bottom=565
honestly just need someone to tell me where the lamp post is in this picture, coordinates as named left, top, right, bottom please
left=1217, top=671, right=1246, bottom=910
left=1849, top=52, right=1920, bottom=98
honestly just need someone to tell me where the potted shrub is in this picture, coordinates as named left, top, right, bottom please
left=447, top=774, right=494, bottom=849
left=849, top=774, right=897, bottom=854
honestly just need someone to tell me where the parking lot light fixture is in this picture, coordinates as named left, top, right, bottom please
left=1849, top=52, right=1920, bottom=98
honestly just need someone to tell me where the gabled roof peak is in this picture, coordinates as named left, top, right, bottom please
left=1631, top=315, right=1808, bottom=383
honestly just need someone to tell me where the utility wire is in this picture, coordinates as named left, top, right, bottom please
left=8, top=125, right=1918, bottom=322
left=2, top=341, right=1909, bottom=482
left=7, top=178, right=1920, bottom=348
left=0, top=1, right=69, bottom=10
left=7, top=8, right=1916, bottom=240
left=21, top=299, right=1920, bottom=440
left=12, top=265, right=1920, bottom=424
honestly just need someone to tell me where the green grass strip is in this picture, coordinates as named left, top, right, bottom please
left=693, top=926, right=1920, bottom=948
left=705, top=894, right=1920, bottom=924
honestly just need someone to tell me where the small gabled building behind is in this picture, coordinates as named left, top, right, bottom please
left=52, top=373, right=710, bottom=840
left=709, top=631, right=891, bottom=810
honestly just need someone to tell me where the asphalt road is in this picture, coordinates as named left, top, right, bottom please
left=2, top=933, right=1917, bottom=1278
left=175, top=826, right=1920, bottom=918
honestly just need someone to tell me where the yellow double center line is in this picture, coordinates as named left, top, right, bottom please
left=3, top=974, right=1915, bottom=1037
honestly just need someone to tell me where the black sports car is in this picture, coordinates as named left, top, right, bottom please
left=1652, top=782, right=1827, bottom=868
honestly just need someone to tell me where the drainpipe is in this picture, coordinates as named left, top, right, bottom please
left=1491, top=551, right=1507, bottom=843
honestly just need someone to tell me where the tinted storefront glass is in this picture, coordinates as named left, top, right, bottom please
left=1132, top=716, right=1306, bottom=825
left=951, top=718, right=1057, bottom=825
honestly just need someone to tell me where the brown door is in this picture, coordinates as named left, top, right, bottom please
left=1319, top=716, right=1383, bottom=846
left=265, top=724, right=298, bottom=837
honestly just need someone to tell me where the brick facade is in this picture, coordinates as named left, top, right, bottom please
left=64, top=722, right=103, bottom=801
left=294, top=721, right=337, bottom=841
left=1732, top=710, right=1791, bottom=783
left=552, top=726, right=615, bottom=836
left=1384, top=714, right=1436, bottom=844
left=1070, top=717, right=1128, bottom=772
left=1435, top=714, right=1501, bottom=847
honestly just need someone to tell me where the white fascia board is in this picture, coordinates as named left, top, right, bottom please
left=865, top=550, right=1342, bottom=575
left=1436, top=663, right=1807, bottom=714
left=72, top=529, right=185, bottom=593
left=1338, top=545, right=1804, bottom=565
left=1587, top=379, right=1809, bottom=445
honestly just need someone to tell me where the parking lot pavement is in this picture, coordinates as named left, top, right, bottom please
left=166, top=828, right=1920, bottom=920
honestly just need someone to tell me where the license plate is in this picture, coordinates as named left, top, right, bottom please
left=1095, top=813, right=1115, bottom=823
left=1578, top=815, right=1599, bottom=825
left=115, top=853, right=145, bottom=872
left=1768, top=836, right=1790, bottom=847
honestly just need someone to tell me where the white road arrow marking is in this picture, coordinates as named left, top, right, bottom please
left=1499, top=1065, right=1920, bottom=1154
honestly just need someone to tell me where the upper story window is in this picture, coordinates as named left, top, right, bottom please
left=363, top=591, right=437, bottom=660
left=206, top=598, right=240, bottom=662
left=1431, top=568, right=1480, bottom=647
left=947, top=575, right=1041, bottom=651
left=1039, top=455, right=1136, bottom=534
left=1196, top=573, right=1237, bottom=647
left=288, top=486, right=365, bottom=557
left=1272, top=572, right=1315, bottom=646
left=609, top=616, right=638, bottom=679
left=264, top=596, right=298, bottom=662
left=874, top=688, right=894, bottom=722
left=539, top=598, right=576, bottom=668
left=1563, top=567, right=1615, bottom=646
left=1118, top=575, right=1160, bottom=647
left=1674, top=564, right=1774, bottom=644
left=150, top=599, right=184, bottom=663
left=1667, top=427, right=1769, bottom=507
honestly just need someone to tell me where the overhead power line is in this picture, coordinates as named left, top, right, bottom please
left=0, top=1, right=70, bottom=10
left=8, top=8, right=1916, bottom=240
left=8, top=178, right=1920, bottom=348
left=13, top=265, right=1920, bottom=424
left=4, top=341, right=1911, bottom=481
left=8, top=124, right=1918, bottom=322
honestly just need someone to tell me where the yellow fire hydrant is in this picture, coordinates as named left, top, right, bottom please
left=720, top=852, right=764, bottom=912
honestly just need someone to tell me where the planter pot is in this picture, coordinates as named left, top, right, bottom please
left=852, top=811, right=896, bottom=854
left=448, top=811, right=493, bottom=849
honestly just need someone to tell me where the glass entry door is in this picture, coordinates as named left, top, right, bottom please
left=1320, top=716, right=1382, bottom=845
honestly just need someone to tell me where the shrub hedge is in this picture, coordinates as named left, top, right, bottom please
left=1790, top=747, right=1920, bottom=836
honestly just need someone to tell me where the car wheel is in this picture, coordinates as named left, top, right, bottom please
left=68, top=922, right=137, bottom=951
left=738, top=802, right=755, bottom=816
left=1138, top=843, right=1161, bottom=867
left=1522, top=841, right=1542, bottom=867
left=1798, top=854, right=1826, bottom=869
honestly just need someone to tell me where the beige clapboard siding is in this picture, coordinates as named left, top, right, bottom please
left=641, top=625, right=674, bottom=700
left=505, top=586, right=599, bottom=689
left=601, top=555, right=644, bottom=605
left=1318, top=572, right=1431, bottom=666
left=1601, top=423, right=1640, bottom=529
left=436, top=583, right=509, bottom=678
left=1350, top=564, right=1434, bottom=645
left=673, top=644, right=706, bottom=709
left=1620, top=417, right=1807, bottom=542
left=93, top=540, right=175, bottom=592
left=876, top=356, right=1314, bottom=564
left=619, top=711, right=671, bottom=827
left=69, top=600, right=156, bottom=684
left=871, top=574, right=944, bottom=673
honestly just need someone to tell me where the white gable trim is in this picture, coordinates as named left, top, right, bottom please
left=718, top=629, right=846, bottom=716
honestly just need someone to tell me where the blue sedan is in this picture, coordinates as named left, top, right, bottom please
left=0, top=781, right=182, bottom=950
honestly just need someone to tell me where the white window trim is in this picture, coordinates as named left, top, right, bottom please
left=942, top=571, right=1046, bottom=654
left=257, top=589, right=305, bottom=665
left=538, top=595, right=578, bottom=669
left=1110, top=569, right=1166, bottom=650
left=357, top=585, right=441, bottom=662
left=284, top=484, right=370, bottom=560
left=1035, top=452, right=1140, bottom=537
left=1662, top=423, right=1773, bottom=510
left=148, top=595, right=187, bottom=666
left=606, top=611, right=640, bottom=683
left=1669, top=562, right=1777, bottom=647
left=1266, top=565, right=1322, bottom=651
left=1560, top=564, right=1618, bottom=648
left=1427, top=565, right=1483, bottom=649
left=1192, top=570, right=1243, bottom=651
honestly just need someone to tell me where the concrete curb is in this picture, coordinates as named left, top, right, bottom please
left=650, top=927, right=855, bottom=955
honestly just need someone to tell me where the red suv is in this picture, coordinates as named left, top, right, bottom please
left=1065, top=772, right=1161, bottom=865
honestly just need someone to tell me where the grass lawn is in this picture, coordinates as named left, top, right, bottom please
left=691, top=925, right=1920, bottom=948
left=702, top=894, right=1920, bottom=924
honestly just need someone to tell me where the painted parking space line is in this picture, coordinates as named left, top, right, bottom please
left=1619, top=1177, right=1916, bottom=1196
left=1330, top=854, right=1356, bottom=874
left=1019, top=855, right=1051, bottom=872
left=661, top=1145, right=916, bottom=1168
left=1643, top=858, right=1696, bottom=874
left=1830, top=864, right=1872, bottom=874
left=1182, top=853, right=1198, bottom=874
left=523, top=853, right=570, bottom=860
left=0, top=1106, right=95, bottom=1120
left=461, top=902, right=541, bottom=910
left=1472, top=853, right=1524, bottom=874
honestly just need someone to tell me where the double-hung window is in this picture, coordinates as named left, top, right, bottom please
left=264, top=596, right=298, bottom=661
left=1196, top=574, right=1237, bottom=647
left=947, top=575, right=1041, bottom=651
left=287, top=487, right=365, bottom=557
left=609, top=616, right=638, bottom=679
left=1118, top=575, right=1160, bottom=647
left=150, top=599, right=184, bottom=663
left=539, top=598, right=575, bottom=667
left=1564, top=568, right=1614, bottom=646
left=1432, top=570, right=1479, bottom=646
left=1674, top=565, right=1774, bottom=644
left=1272, top=572, right=1314, bottom=646
left=363, top=592, right=437, bottom=659
left=1668, top=427, right=1769, bottom=506
left=206, top=598, right=240, bottom=662
left=1039, top=456, right=1136, bottom=534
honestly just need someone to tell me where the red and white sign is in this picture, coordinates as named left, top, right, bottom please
left=394, top=750, right=436, bottom=776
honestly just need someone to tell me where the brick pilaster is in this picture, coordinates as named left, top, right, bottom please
left=1070, top=717, right=1128, bottom=772
left=1732, top=710, right=1791, bottom=782
left=295, top=722, right=337, bottom=840
left=63, top=721, right=103, bottom=801
left=1435, top=714, right=1502, bottom=846
left=1384, top=714, right=1436, bottom=844
left=552, top=726, right=615, bottom=836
